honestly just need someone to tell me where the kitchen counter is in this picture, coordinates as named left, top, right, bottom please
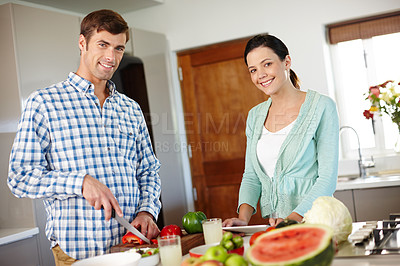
left=0, top=227, right=39, bottom=246
left=336, top=174, right=400, bottom=190
left=181, top=228, right=400, bottom=265
left=332, top=255, right=400, bottom=265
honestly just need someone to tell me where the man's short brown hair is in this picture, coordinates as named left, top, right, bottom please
left=80, top=9, right=129, bottom=43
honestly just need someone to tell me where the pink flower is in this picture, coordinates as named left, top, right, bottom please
left=368, top=86, right=380, bottom=99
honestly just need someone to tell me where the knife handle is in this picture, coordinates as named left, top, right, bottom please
left=101, top=206, right=116, bottom=218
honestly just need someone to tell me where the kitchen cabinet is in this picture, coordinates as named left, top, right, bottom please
left=333, top=190, right=356, bottom=221
left=334, top=186, right=400, bottom=222
left=0, top=3, right=80, bottom=266
left=0, top=235, right=40, bottom=266
left=353, top=186, right=400, bottom=221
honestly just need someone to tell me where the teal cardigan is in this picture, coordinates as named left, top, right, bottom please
left=238, top=90, right=339, bottom=219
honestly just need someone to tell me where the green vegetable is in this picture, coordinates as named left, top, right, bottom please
left=303, top=196, right=353, bottom=244
left=247, top=224, right=334, bottom=266
left=182, top=211, right=207, bottom=234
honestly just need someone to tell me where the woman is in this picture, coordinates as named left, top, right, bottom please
left=222, top=34, right=339, bottom=227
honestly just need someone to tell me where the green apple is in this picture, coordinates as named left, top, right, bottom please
left=221, top=231, right=233, bottom=242
left=232, top=235, right=244, bottom=248
left=222, top=240, right=235, bottom=251
left=202, top=245, right=228, bottom=263
left=224, top=253, right=247, bottom=266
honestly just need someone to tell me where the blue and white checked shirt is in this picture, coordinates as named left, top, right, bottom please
left=8, top=72, right=161, bottom=259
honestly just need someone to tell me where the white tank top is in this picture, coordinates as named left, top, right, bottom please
left=256, top=120, right=296, bottom=178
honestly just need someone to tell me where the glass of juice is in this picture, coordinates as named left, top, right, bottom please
left=202, top=218, right=223, bottom=245
left=158, top=235, right=182, bottom=266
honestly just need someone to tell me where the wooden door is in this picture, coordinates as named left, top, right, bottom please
left=177, top=37, right=267, bottom=224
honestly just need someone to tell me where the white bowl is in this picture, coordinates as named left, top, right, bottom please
left=125, top=247, right=160, bottom=266
left=139, top=253, right=159, bottom=266
left=73, top=252, right=141, bottom=266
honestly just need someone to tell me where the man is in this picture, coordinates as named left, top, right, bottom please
left=7, top=9, right=161, bottom=264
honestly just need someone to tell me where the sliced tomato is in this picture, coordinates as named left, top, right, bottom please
left=249, top=226, right=277, bottom=246
left=249, top=231, right=266, bottom=246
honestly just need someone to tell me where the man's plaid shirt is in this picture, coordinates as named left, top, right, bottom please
left=8, top=72, right=161, bottom=259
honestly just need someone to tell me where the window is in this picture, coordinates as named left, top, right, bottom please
left=327, top=12, right=400, bottom=159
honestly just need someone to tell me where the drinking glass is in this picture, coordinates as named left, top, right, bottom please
left=158, top=235, right=182, bottom=266
left=202, top=218, right=223, bottom=245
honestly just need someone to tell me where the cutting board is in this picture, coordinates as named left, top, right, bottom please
left=110, top=232, right=205, bottom=255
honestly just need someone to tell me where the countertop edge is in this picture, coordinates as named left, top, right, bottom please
left=336, top=179, right=400, bottom=191
left=0, top=227, right=39, bottom=246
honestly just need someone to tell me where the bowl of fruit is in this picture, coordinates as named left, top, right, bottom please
left=186, top=232, right=247, bottom=265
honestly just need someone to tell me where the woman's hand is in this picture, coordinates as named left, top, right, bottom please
left=270, top=212, right=303, bottom=227
left=268, top=217, right=284, bottom=227
left=222, top=217, right=248, bottom=227
left=222, top=203, right=254, bottom=227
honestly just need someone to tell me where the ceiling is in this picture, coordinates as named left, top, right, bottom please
left=21, top=0, right=163, bottom=15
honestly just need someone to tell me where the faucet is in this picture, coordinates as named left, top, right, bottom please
left=339, top=126, right=375, bottom=178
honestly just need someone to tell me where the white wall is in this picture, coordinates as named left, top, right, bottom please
left=124, top=0, right=400, bottom=95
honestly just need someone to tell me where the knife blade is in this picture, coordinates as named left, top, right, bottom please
left=111, top=208, right=151, bottom=244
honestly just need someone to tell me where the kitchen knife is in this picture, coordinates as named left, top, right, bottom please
left=111, top=208, right=151, bottom=244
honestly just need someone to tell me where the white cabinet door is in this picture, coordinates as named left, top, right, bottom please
left=0, top=3, right=81, bottom=266
left=0, top=4, right=22, bottom=132
left=0, top=236, right=40, bottom=266
left=12, top=3, right=80, bottom=104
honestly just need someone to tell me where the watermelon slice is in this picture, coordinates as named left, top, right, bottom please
left=246, top=224, right=334, bottom=266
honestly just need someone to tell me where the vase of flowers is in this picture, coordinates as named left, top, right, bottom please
left=363, top=80, right=400, bottom=152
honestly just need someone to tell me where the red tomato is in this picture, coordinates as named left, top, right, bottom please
left=249, top=226, right=276, bottom=246
left=160, top=224, right=183, bottom=237
left=249, top=231, right=265, bottom=246
left=266, top=226, right=276, bottom=232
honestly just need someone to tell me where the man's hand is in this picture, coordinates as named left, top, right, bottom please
left=82, top=174, right=122, bottom=220
left=131, top=212, right=160, bottom=240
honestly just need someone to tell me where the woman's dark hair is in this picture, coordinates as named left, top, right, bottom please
left=80, top=9, right=129, bottom=44
left=244, top=34, right=300, bottom=89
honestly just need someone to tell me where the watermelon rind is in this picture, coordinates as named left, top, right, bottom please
left=246, top=224, right=334, bottom=266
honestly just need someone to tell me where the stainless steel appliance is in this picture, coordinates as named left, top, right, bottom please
left=337, top=213, right=400, bottom=257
